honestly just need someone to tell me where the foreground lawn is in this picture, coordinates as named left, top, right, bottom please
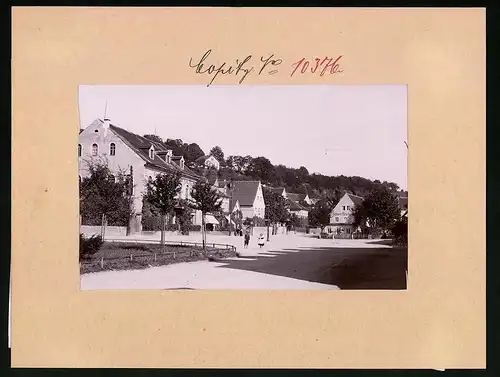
left=80, top=242, right=237, bottom=275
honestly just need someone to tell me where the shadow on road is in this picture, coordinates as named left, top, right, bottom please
left=216, top=246, right=408, bottom=290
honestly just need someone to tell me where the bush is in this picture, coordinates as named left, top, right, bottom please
left=189, top=225, right=201, bottom=231
left=79, top=233, right=104, bottom=261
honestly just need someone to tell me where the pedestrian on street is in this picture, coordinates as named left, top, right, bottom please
left=258, top=233, right=265, bottom=249
left=244, top=232, right=250, bottom=248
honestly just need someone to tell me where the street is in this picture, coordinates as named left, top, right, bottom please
left=81, top=233, right=407, bottom=290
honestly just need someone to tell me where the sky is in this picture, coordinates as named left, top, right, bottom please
left=79, top=85, right=408, bottom=190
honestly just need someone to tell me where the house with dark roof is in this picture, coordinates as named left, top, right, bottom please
left=327, top=193, right=365, bottom=235
left=287, top=197, right=309, bottom=219
left=78, top=118, right=203, bottom=233
left=229, top=181, right=266, bottom=220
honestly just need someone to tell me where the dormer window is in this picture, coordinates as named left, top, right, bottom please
left=180, top=159, right=184, bottom=169
left=149, top=146, right=155, bottom=159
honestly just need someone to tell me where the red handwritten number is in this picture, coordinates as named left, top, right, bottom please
left=291, top=58, right=305, bottom=77
left=291, top=56, right=343, bottom=77
left=301, top=60, right=309, bottom=73
left=311, top=58, right=321, bottom=74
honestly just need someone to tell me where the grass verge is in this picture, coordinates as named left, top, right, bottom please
left=80, top=242, right=237, bottom=275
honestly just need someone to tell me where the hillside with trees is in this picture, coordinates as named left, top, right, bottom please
left=143, top=134, right=407, bottom=199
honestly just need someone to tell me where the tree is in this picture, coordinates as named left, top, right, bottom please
left=185, top=143, right=205, bottom=163
left=143, top=134, right=163, bottom=144
left=353, top=186, right=401, bottom=237
left=177, top=199, right=193, bottom=235
left=79, top=159, right=134, bottom=239
left=263, top=189, right=289, bottom=235
left=308, top=201, right=331, bottom=233
left=189, top=181, right=223, bottom=251
left=322, top=188, right=344, bottom=211
left=144, top=172, right=182, bottom=248
left=210, top=146, right=225, bottom=166
left=248, top=156, right=275, bottom=183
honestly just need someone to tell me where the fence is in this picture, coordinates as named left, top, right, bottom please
left=80, top=239, right=237, bottom=271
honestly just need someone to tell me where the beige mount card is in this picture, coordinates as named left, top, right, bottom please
left=11, top=7, right=485, bottom=369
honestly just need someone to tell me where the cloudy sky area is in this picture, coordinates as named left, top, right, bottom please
left=79, top=85, right=408, bottom=190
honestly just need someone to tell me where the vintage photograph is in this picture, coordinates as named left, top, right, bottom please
left=78, top=85, right=408, bottom=290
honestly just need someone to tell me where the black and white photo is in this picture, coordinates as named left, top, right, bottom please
left=78, top=85, right=408, bottom=290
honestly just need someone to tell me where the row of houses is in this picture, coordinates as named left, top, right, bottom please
left=78, top=119, right=407, bottom=235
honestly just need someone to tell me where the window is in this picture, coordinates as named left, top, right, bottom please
left=335, top=217, right=339, bottom=222
left=78, top=175, right=81, bottom=183
left=109, top=143, right=116, bottom=156
left=92, top=143, right=98, bottom=156
left=342, top=206, right=346, bottom=210
left=78, top=144, right=82, bottom=157
left=185, top=186, right=189, bottom=198
left=180, top=159, right=184, bottom=169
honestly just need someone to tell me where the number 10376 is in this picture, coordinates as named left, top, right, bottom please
left=291, top=56, right=343, bottom=77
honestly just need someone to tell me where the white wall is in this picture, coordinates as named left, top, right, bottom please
left=252, top=183, right=266, bottom=218
left=330, top=194, right=356, bottom=224
left=79, top=121, right=146, bottom=216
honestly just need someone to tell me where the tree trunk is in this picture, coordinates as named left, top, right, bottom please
left=201, top=212, right=206, bottom=252
left=101, top=214, right=107, bottom=240
left=160, top=214, right=166, bottom=251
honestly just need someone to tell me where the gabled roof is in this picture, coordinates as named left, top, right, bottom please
left=88, top=119, right=201, bottom=181
left=287, top=198, right=308, bottom=211
left=346, top=193, right=364, bottom=206
left=231, top=181, right=261, bottom=207
left=287, top=193, right=307, bottom=203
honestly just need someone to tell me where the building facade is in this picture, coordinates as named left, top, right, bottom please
left=326, top=193, right=364, bottom=235
left=230, top=181, right=266, bottom=220
left=78, top=118, right=203, bottom=233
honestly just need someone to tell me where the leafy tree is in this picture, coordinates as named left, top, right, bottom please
left=177, top=199, right=193, bottom=235
left=353, top=186, right=401, bottom=236
left=248, top=156, right=275, bottom=183
left=143, top=134, right=163, bottom=144
left=189, top=181, right=223, bottom=251
left=210, top=146, right=225, bottom=166
left=164, top=138, right=186, bottom=157
left=322, top=188, right=344, bottom=210
left=226, top=155, right=253, bottom=174
left=392, top=215, right=408, bottom=246
left=79, top=159, right=134, bottom=239
left=288, top=213, right=302, bottom=229
left=185, top=143, right=205, bottom=163
left=308, top=201, right=331, bottom=233
left=144, top=172, right=182, bottom=248
left=263, top=189, right=289, bottom=235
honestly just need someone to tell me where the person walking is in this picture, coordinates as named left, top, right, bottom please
left=257, top=233, right=265, bottom=249
left=244, top=232, right=250, bottom=249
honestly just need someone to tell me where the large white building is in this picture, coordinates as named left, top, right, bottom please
left=78, top=118, right=203, bottom=233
